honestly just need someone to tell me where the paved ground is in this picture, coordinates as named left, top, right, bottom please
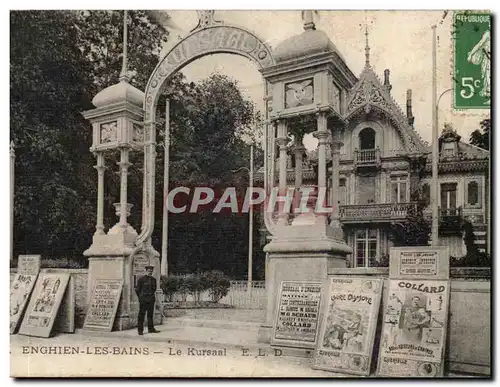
left=9, top=309, right=481, bottom=378
left=10, top=332, right=342, bottom=378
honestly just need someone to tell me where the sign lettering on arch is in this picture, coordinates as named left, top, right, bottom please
left=145, top=25, right=275, bottom=116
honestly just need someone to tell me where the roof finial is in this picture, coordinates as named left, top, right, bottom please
left=364, top=15, right=371, bottom=67
left=302, top=10, right=317, bottom=31
left=119, top=10, right=129, bottom=82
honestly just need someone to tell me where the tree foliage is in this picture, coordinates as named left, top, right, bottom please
left=11, top=10, right=266, bottom=279
left=469, top=118, right=490, bottom=150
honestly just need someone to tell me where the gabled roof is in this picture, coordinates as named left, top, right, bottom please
left=344, top=65, right=427, bottom=153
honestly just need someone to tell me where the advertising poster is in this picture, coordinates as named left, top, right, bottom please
left=271, top=281, right=322, bottom=348
left=376, top=279, right=451, bottom=377
left=54, top=276, right=76, bottom=333
left=18, top=273, right=70, bottom=338
left=83, top=279, right=124, bottom=331
left=312, top=277, right=383, bottom=375
left=10, top=274, right=38, bottom=334
left=389, top=247, right=450, bottom=280
left=17, top=255, right=41, bottom=276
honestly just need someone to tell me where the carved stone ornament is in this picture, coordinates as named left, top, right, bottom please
left=100, top=121, right=118, bottom=143
left=133, top=123, right=144, bottom=143
left=345, top=67, right=426, bottom=153
left=194, top=10, right=222, bottom=30
left=285, top=79, right=314, bottom=108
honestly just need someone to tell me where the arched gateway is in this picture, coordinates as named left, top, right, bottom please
left=137, top=11, right=276, bottom=251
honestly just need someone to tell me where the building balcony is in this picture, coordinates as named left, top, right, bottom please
left=339, top=202, right=417, bottom=224
left=354, top=148, right=381, bottom=169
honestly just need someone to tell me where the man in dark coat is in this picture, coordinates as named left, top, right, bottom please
left=135, top=265, right=160, bottom=335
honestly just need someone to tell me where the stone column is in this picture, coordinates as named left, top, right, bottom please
left=330, top=129, right=344, bottom=240
left=94, top=152, right=106, bottom=235
left=118, top=147, right=131, bottom=230
left=313, top=113, right=329, bottom=224
left=293, top=143, right=306, bottom=214
left=276, top=120, right=289, bottom=225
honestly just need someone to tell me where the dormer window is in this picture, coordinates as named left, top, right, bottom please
left=442, top=141, right=456, bottom=158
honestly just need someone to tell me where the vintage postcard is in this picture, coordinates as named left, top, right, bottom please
left=9, top=9, right=491, bottom=378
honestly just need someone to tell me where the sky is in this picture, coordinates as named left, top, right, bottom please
left=151, top=10, right=490, bottom=148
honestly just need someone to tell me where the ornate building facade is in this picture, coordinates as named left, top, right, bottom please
left=255, top=20, right=490, bottom=267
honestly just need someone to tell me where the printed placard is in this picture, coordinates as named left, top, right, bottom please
left=312, top=277, right=383, bottom=375
left=54, top=276, right=75, bottom=333
left=83, top=279, right=123, bottom=331
left=17, top=255, right=41, bottom=276
left=389, top=247, right=450, bottom=280
left=18, top=273, right=70, bottom=338
left=10, top=273, right=38, bottom=334
left=271, top=281, right=322, bottom=348
left=376, top=279, right=450, bottom=377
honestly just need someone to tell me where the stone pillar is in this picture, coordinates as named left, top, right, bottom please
left=94, top=152, right=106, bottom=235
left=293, top=143, right=306, bottom=215
left=276, top=120, right=289, bottom=226
left=313, top=113, right=329, bottom=224
left=118, top=148, right=131, bottom=230
left=329, top=129, right=344, bottom=241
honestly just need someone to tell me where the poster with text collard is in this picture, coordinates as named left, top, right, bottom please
left=18, top=273, right=70, bottom=338
left=376, top=279, right=450, bottom=377
left=312, top=277, right=383, bottom=375
left=272, top=281, right=322, bottom=349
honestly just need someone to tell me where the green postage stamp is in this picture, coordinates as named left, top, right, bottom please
left=453, top=11, right=491, bottom=109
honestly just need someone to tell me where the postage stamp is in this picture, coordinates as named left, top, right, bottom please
left=452, top=11, right=491, bottom=109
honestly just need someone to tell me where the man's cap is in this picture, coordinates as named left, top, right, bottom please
left=145, top=265, right=154, bottom=270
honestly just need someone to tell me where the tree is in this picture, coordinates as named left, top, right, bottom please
left=470, top=118, right=490, bottom=150
left=10, top=10, right=171, bottom=260
left=389, top=183, right=431, bottom=247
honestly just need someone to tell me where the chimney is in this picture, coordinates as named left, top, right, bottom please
left=406, top=89, right=415, bottom=126
left=383, top=69, right=392, bottom=93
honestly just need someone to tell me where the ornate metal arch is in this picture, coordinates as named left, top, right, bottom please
left=136, top=13, right=276, bottom=246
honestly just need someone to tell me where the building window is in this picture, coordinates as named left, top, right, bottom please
left=442, top=142, right=456, bottom=157
left=467, top=181, right=479, bottom=206
left=440, top=183, right=457, bottom=211
left=355, top=228, right=377, bottom=268
left=339, top=178, right=347, bottom=205
left=422, top=183, right=431, bottom=205
left=359, top=127, right=376, bottom=150
left=391, top=175, right=408, bottom=203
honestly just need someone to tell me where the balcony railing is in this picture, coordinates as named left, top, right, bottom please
left=354, top=148, right=381, bottom=168
left=339, top=202, right=417, bottom=223
left=439, top=206, right=463, bottom=234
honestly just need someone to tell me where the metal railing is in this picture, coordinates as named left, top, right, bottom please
left=354, top=148, right=381, bottom=166
left=339, top=202, right=417, bottom=221
left=219, top=281, right=266, bottom=310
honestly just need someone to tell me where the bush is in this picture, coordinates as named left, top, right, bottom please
left=160, top=270, right=231, bottom=304
left=450, top=252, right=491, bottom=267
left=204, top=270, right=231, bottom=303
left=160, top=275, right=182, bottom=302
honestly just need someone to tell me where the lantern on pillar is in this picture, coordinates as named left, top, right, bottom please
left=82, top=10, right=144, bottom=255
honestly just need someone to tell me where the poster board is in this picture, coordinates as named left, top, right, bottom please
left=389, top=247, right=450, bottom=280
left=54, top=276, right=75, bottom=333
left=376, top=279, right=451, bottom=377
left=17, top=254, right=41, bottom=276
left=271, top=281, right=322, bottom=349
left=18, top=273, right=70, bottom=338
left=83, top=279, right=123, bottom=332
left=10, top=273, right=38, bottom=334
left=312, top=277, right=383, bottom=375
